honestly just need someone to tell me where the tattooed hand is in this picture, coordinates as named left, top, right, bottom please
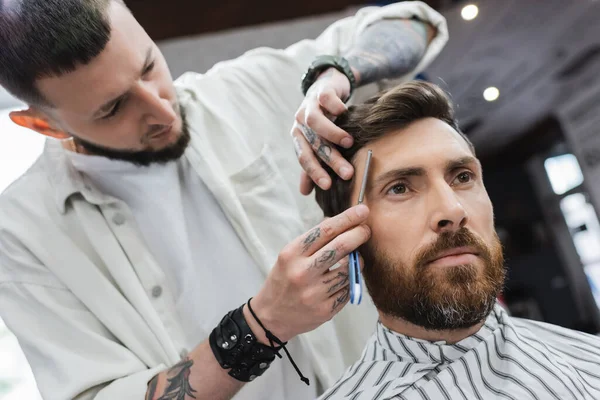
left=246, top=204, right=370, bottom=344
left=292, top=18, right=434, bottom=195
left=291, top=67, right=356, bottom=195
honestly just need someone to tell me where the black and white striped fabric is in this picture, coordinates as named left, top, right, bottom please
left=319, top=304, right=600, bottom=400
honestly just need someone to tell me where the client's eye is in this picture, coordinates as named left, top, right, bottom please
left=455, top=171, right=474, bottom=184
left=388, top=183, right=408, bottom=195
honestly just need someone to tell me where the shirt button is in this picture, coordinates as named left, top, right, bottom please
left=112, top=213, right=126, bottom=225
left=180, top=349, right=188, bottom=359
left=151, top=285, right=163, bottom=298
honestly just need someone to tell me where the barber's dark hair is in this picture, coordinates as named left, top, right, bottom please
left=0, top=0, right=125, bottom=106
left=315, top=80, right=474, bottom=217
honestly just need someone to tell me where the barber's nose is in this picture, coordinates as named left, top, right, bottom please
left=429, top=184, right=469, bottom=234
left=138, top=83, right=176, bottom=126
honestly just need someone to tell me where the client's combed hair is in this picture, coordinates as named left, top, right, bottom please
left=315, top=81, right=474, bottom=217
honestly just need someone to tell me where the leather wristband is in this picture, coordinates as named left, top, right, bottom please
left=209, top=304, right=277, bottom=382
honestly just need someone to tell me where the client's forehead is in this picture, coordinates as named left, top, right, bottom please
left=350, top=118, right=477, bottom=196
left=355, top=118, right=472, bottom=166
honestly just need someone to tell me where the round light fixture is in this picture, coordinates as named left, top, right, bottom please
left=461, top=4, right=479, bottom=21
left=483, top=87, right=500, bottom=102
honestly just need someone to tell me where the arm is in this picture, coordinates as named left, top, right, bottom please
left=145, top=340, right=243, bottom=400
left=346, top=18, right=437, bottom=86
left=145, top=204, right=371, bottom=399
left=294, top=17, right=439, bottom=194
left=0, top=203, right=370, bottom=400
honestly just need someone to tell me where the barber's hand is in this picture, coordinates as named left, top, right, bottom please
left=291, top=67, right=356, bottom=196
left=245, top=204, right=370, bottom=344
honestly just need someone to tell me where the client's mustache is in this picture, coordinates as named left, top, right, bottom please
left=415, top=228, right=489, bottom=269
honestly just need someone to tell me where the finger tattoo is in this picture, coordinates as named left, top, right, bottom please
left=293, top=136, right=302, bottom=158
left=332, top=287, right=350, bottom=312
left=302, top=227, right=321, bottom=253
left=324, top=271, right=349, bottom=294
left=301, top=124, right=318, bottom=145
left=317, top=143, right=332, bottom=162
left=311, top=249, right=337, bottom=269
left=319, top=249, right=337, bottom=264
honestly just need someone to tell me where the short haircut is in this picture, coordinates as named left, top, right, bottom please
left=0, top=0, right=125, bottom=106
left=315, top=81, right=475, bottom=217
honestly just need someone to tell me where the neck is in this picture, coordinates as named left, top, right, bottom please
left=379, top=313, right=484, bottom=344
left=62, top=138, right=90, bottom=155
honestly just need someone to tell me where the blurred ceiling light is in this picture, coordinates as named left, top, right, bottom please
left=483, top=87, right=500, bottom=102
left=461, top=4, right=479, bottom=21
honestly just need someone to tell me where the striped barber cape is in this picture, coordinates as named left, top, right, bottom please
left=319, top=304, right=600, bottom=400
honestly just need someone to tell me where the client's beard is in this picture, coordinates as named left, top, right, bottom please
left=73, top=106, right=190, bottom=167
left=361, top=228, right=505, bottom=331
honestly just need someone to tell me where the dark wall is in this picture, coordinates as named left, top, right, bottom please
left=126, top=0, right=448, bottom=41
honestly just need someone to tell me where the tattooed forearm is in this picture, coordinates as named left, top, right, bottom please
left=332, top=287, right=350, bottom=312
left=146, top=375, right=159, bottom=400
left=345, top=19, right=431, bottom=86
left=158, top=358, right=197, bottom=400
left=302, top=227, right=321, bottom=253
left=324, top=271, right=349, bottom=294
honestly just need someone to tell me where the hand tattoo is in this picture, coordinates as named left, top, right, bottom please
left=302, top=227, right=321, bottom=253
left=324, top=271, right=349, bottom=294
left=332, top=287, right=350, bottom=313
left=346, top=19, right=430, bottom=86
left=301, top=124, right=318, bottom=145
left=317, top=143, right=332, bottom=163
left=301, top=124, right=333, bottom=163
left=311, top=249, right=337, bottom=269
left=157, top=358, right=197, bottom=400
left=293, top=136, right=303, bottom=158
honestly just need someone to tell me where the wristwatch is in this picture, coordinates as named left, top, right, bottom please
left=301, top=55, right=356, bottom=101
left=209, top=304, right=277, bottom=382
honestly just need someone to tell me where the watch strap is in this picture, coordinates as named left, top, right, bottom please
left=301, top=55, right=356, bottom=101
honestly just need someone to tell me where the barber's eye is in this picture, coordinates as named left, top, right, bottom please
left=102, top=100, right=122, bottom=120
left=456, top=171, right=473, bottom=184
left=388, top=183, right=408, bottom=195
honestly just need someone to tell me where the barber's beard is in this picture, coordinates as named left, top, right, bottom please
left=361, top=228, right=505, bottom=331
left=73, top=107, right=190, bottom=167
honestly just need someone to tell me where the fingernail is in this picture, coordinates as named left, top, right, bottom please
left=340, top=166, right=352, bottom=179
left=341, top=137, right=353, bottom=148
left=318, top=178, right=330, bottom=189
left=356, top=204, right=368, bottom=218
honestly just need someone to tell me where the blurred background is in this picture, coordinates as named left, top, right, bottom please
left=2, top=0, right=600, bottom=398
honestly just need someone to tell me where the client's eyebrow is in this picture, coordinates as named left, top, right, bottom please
left=372, top=167, right=425, bottom=188
left=372, top=156, right=480, bottom=189
left=446, top=156, right=480, bottom=172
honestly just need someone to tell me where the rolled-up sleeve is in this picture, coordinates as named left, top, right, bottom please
left=191, top=1, right=448, bottom=144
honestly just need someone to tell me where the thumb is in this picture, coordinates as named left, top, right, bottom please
left=300, top=171, right=315, bottom=196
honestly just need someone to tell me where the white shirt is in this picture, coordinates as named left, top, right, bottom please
left=65, top=152, right=316, bottom=400
left=319, top=304, right=600, bottom=400
left=0, top=3, right=448, bottom=399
